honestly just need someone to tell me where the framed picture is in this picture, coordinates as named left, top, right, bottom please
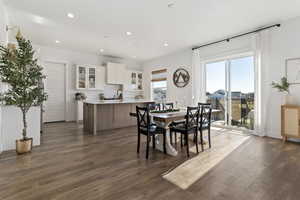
left=286, top=58, right=300, bottom=84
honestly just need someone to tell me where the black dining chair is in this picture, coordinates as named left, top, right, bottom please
left=163, top=102, right=174, bottom=110
left=198, top=103, right=212, bottom=150
left=136, top=106, right=166, bottom=159
left=149, top=103, right=161, bottom=111
left=170, top=106, right=200, bottom=157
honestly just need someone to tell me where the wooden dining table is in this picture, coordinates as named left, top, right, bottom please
left=130, top=109, right=221, bottom=156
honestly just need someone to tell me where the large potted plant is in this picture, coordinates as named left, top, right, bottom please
left=0, top=34, right=47, bottom=154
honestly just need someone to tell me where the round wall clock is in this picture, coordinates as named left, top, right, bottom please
left=173, top=68, right=190, bottom=88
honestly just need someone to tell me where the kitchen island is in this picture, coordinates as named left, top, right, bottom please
left=83, top=100, right=154, bottom=135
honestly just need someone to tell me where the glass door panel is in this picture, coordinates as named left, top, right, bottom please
left=230, top=56, right=255, bottom=130
left=206, top=61, right=227, bottom=126
left=78, top=66, right=86, bottom=89
left=88, top=68, right=96, bottom=89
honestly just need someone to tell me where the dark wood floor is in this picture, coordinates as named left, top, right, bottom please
left=1, top=123, right=300, bottom=200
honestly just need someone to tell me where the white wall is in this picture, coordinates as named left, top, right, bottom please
left=142, top=16, right=300, bottom=139
left=142, top=49, right=193, bottom=106
left=0, top=0, right=8, bottom=45
left=36, top=45, right=142, bottom=121
left=0, top=0, right=8, bottom=153
left=266, top=17, right=300, bottom=138
left=1, top=106, right=40, bottom=151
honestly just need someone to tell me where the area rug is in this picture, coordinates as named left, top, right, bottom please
left=163, top=127, right=251, bottom=190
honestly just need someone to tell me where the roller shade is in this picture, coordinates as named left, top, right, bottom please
left=151, top=69, right=167, bottom=82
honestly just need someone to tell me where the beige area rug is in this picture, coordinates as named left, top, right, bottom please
left=163, top=127, right=250, bottom=190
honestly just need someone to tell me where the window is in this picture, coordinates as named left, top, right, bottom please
left=151, top=69, right=167, bottom=102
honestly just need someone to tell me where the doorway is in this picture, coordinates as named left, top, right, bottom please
left=44, top=61, right=67, bottom=123
left=205, top=54, right=255, bottom=130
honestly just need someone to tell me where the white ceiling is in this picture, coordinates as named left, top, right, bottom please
left=3, top=0, right=300, bottom=62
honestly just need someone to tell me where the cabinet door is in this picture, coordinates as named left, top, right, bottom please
left=77, top=66, right=87, bottom=89
left=137, top=73, right=143, bottom=90
left=88, top=67, right=96, bottom=89
left=131, top=72, right=137, bottom=90
left=106, top=63, right=126, bottom=84
left=95, top=67, right=105, bottom=90
left=284, top=108, right=299, bottom=136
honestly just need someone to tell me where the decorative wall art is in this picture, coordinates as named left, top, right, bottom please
left=286, top=58, right=300, bottom=84
left=173, top=68, right=190, bottom=88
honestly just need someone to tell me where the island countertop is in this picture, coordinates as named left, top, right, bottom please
left=83, top=100, right=153, bottom=134
left=83, top=99, right=154, bottom=105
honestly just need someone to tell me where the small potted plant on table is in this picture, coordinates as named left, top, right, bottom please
left=0, top=33, right=47, bottom=154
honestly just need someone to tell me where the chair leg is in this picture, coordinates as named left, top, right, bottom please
left=208, top=127, right=211, bottom=148
left=175, top=132, right=177, bottom=145
left=170, top=130, right=173, bottom=145
left=200, top=129, right=204, bottom=152
left=152, top=135, right=156, bottom=150
left=163, top=131, right=167, bottom=154
left=195, top=131, right=199, bottom=154
left=137, top=132, right=140, bottom=153
left=185, top=133, right=190, bottom=157
left=180, top=134, right=183, bottom=147
left=146, top=134, right=150, bottom=159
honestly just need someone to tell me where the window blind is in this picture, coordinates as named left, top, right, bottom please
left=151, top=69, right=167, bottom=82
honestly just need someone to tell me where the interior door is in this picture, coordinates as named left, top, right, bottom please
left=44, top=61, right=66, bottom=122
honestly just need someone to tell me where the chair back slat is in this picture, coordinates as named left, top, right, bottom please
left=198, top=103, right=212, bottom=127
left=136, top=106, right=150, bottom=130
left=185, top=106, right=200, bottom=129
left=149, top=103, right=161, bottom=111
left=163, top=102, right=174, bottom=110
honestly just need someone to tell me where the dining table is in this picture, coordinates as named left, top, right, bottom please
left=130, top=108, right=222, bottom=156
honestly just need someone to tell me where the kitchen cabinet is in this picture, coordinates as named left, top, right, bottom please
left=124, top=70, right=143, bottom=91
left=76, top=65, right=105, bottom=90
left=106, top=62, right=126, bottom=85
left=281, top=105, right=300, bottom=141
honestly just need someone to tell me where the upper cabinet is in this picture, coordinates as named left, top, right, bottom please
left=76, top=65, right=105, bottom=90
left=106, top=62, right=126, bottom=85
left=124, top=70, right=143, bottom=91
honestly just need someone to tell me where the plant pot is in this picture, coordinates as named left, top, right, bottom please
left=16, top=138, right=33, bottom=154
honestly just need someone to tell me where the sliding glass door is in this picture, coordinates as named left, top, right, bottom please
left=205, top=55, right=255, bottom=130
left=206, top=61, right=227, bottom=126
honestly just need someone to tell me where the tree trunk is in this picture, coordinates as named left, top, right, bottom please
left=22, top=109, right=27, bottom=140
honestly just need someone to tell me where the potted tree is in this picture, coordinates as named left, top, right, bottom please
left=0, top=34, right=47, bottom=154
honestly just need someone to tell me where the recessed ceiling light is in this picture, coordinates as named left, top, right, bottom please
left=67, top=13, right=75, bottom=18
left=126, top=31, right=132, bottom=36
left=100, top=49, right=104, bottom=53
left=168, top=3, right=175, bottom=8
left=164, top=42, right=169, bottom=47
left=55, top=40, right=61, bottom=44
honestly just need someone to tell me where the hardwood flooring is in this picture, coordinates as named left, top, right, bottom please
left=1, top=122, right=300, bottom=200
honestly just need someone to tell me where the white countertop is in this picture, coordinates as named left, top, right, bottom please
left=83, top=99, right=154, bottom=105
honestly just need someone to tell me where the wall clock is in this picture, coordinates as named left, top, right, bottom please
left=173, top=68, right=190, bottom=88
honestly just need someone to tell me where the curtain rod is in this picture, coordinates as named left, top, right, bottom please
left=192, top=24, right=281, bottom=51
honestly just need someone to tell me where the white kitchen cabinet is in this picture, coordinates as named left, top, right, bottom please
left=106, top=62, right=126, bottom=85
left=124, top=70, right=143, bottom=91
left=76, top=65, right=105, bottom=90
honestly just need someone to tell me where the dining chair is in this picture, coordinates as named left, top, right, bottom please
left=149, top=103, right=161, bottom=111
left=136, top=106, right=166, bottom=159
left=198, top=103, right=212, bottom=150
left=170, top=106, right=200, bottom=157
left=163, top=102, right=174, bottom=110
